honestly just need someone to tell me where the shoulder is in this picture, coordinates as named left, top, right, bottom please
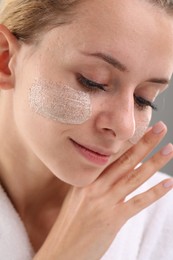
left=149, top=171, right=173, bottom=203
left=0, top=183, right=34, bottom=259
left=128, top=171, right=173, bottom=202
left=127, top=171, right=173, bottom=219
left=102, top=173, right=173, bottom=259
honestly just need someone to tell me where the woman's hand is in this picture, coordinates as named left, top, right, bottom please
left=33, top=121, right=173, bottom=260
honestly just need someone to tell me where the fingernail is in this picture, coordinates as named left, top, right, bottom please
left=152, top=121, right=165, bottom=134
left=161, top=143, right=173, bottom=156
left=163, top=179, right=173, bottom=189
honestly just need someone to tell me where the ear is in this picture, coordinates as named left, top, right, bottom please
left=0, top=24, right=20, bottom=90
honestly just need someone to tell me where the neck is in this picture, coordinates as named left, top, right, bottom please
left=0, top=90, right=70, bottom=220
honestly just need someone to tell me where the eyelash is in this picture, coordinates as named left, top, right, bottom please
left=77, top=75, right=158, bottom=111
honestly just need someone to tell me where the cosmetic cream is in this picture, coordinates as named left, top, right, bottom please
left=28, top=79, right=92, bottom=124
left=129, top=118, right=150, bottom=144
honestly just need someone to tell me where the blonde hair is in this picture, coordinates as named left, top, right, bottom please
left=0, top=0, right=173, bottom=42
left=148, top=0, right=173, bottom=12
left=0, top=0, right=81, bottom=42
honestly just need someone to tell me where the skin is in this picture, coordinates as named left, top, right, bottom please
left=0, top=0, right=173, bottom=258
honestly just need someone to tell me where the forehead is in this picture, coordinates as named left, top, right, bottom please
left=72, top=0, right=173, bottom=68
left=74, top=0, right=173, bottom=35
left=36, top=0, right=173, bottom=78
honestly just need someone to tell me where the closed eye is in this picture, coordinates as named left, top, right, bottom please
left=134, top=95, right=158, bottom=111
left=77, top=74, right=158, bottom=111
left=77, top=74, right=107, bottom=91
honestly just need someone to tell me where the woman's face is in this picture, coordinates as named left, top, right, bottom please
left=12, top=0, right=173, bottom=186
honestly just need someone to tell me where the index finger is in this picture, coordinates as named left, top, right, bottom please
left=98, top=121, right=167, bottom=186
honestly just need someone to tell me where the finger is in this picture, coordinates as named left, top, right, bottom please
left=99, top=121, right=167, bottom=185
left=112, top=143, right=173, bottom=201
left=122, top=178, right=173, bottom=219
left=113, top=121, right=167, bottom=174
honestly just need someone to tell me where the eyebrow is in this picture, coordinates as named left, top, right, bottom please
left=83, top=51, right=129, bottom=72
left=146, top=78, right=169, bottom=85
left=82, top=51, right=170, bottom=85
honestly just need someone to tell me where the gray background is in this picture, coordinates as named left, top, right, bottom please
left=149, top=77, right=173, bottom=176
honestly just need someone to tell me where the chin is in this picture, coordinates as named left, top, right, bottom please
left=59, top=175, right=98, bottom=187
left=51, top=165, right=102, bottom=188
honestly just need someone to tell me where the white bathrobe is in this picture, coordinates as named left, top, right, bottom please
left=102, top=172, right=173, bottom=260
left=0, top=184, right=34, bottom=259
left=0, top=172, right=173, bottom=260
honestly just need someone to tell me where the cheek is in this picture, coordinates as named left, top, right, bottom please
left=129, top=112, right=152, bottom=144
left=28, top=78, right=92, bottom=124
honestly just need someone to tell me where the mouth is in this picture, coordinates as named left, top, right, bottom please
left=70, top=139, right=111, bottom=166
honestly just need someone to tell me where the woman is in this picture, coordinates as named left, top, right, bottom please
left=0, top=0, right=173, bottom=259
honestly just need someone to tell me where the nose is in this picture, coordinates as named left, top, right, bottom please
left=95, top=92, right=136, bottom=141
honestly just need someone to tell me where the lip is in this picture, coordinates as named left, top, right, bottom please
left=70, top=139, right=112, bottom=166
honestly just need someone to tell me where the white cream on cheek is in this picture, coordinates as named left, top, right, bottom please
left=28, top=79, right=92, bottom=124
left=28, top=78, right=151, bottom=141
left=129, top=117, right=151, bottom=144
